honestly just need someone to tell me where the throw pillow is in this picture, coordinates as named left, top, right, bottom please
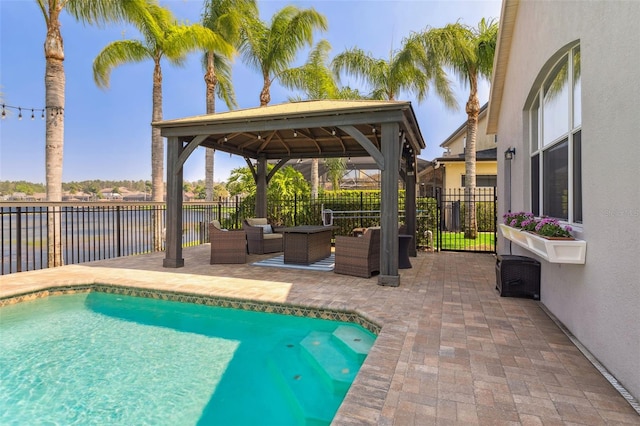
left=258, top=224, right=272, bottom=234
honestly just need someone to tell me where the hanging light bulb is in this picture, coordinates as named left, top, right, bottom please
left=257, top=133, right=261, bottom=140
left=223, top=136, right=228, bottom=142
left=18, top=107, right=22, bottom=120
left=41, top=109, right=45, bottom=119
left=331, top=128, right=336, bottom=136
left=293, top=129, right=297, bottom=137
left=1, top=105, right=6, bottom=119
left=31, top=109, right=35, bottom=120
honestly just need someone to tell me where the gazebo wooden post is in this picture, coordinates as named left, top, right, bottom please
left=405, top=154, right=417, bottom=257
left=378, top=122, right=400, bottom=287
left=255, top=156, right=268, bottom=218
left=163, top=136, right=184, bottom=268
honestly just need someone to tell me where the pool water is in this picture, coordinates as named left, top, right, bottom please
left=0, top=292, right=375, bottom=425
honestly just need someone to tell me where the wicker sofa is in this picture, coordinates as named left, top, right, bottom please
left=334, top=227, right=380, bottom=278
left=242, top=218, right=283, bottom=255
left=209, top=220, right=247, bottom=264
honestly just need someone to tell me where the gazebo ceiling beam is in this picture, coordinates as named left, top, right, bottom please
left=338, top=125, right=385, bottom=170
left=176, top=134, right=207, bottom=171
left=257, top=131, right=276, bottom=152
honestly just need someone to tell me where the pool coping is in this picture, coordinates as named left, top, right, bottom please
left=0, top=283, right=382, bottom=335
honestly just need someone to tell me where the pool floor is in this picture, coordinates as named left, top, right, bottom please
left=0, top=292, right=375, bottom=425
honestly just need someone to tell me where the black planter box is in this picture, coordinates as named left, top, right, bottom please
left=495, top=254, right=541, bottom=300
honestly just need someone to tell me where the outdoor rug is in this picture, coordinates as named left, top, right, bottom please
left=251, top=253, right=335, bottom=272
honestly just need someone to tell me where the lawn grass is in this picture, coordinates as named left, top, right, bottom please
left=439, top=231, right=496, bottom=251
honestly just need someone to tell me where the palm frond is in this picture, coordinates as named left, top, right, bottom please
left=92, top=40, right=150, bottom=88
left=65, top=0, right=149, bottom=27
left=164, top=24, right=233, bottom=64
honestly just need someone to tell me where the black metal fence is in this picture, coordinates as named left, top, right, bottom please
left=1, top=191, right=494, bottom=275
left=436, top=187, right=497, bottom=253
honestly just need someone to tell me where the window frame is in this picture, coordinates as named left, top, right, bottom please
left=529, top=44, right=582, bottom=224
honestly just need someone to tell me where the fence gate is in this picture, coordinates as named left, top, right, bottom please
left=436, top=187, right=497, bottom=253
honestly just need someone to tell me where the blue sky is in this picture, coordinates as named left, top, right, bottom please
left=0, top=0, right=501, bottom=184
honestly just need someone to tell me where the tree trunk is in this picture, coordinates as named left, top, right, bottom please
left=44, top=6, right=64, bottom=267
left=152, top=58, right=164, bottom=250
left=260, top=73, right=271, bottom=106
left=204, top=51, right=217, bottom=201
left=311, top=158, right=319, bottom=198
left=464, top=73, right=480, bottom=239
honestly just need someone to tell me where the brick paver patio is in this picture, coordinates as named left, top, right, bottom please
left=1, top=246, right=638, bottom=425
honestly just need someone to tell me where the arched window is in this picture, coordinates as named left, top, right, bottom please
left=529, top=44, right=581, bottom=223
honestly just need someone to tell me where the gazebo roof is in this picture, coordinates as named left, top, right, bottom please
left=153, top=99, right=425, bottom=161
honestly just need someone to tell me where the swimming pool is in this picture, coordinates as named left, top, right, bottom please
left=0, top=291, right=376, bottom=425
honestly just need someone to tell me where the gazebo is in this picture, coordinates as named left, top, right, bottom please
left=153, top=100, right=425, bottom=286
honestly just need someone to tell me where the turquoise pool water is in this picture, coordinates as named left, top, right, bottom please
left=0, top=292, right=375, bottom=425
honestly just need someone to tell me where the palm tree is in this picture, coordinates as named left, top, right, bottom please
left=279, top=39, right=339, bottom=100
left=239, top=5, right=328, bottom=107
left=280, top=40, right=365, bottom=197
left=93, top=2, right=232, bottom=250
left=36, top=0, right=147, bottom=267
left=279, top=39, right=337, bottom=198
left=201, top=0, right=257, bottom=201
left=332, top=44, right=457, bottom=106
left=93, top=2, right=233, bottom=204
left=410, top=18, right=498, bottom=238
left=331, top=40, right=457, bottom=201
left=325, top=158, right=347, bottom=190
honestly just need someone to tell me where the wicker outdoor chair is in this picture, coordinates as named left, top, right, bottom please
left=209, top=220, right=247, bottom=264
left=334, top=227, right=380, bottom=278
left=242, top=218, right=283, bottom=255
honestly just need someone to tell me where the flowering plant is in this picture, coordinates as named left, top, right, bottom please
left=503, top=211, right=534, bottom=228
left=503, top=212, right=574, bottom=238
left=534, top=218, right=573, bottom=238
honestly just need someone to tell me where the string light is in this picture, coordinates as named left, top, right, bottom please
left=293, top=129, right=297, bottom=137
left=0, top=104, right=62, bottom=120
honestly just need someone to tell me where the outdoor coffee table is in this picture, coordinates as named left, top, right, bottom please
left=281, top=226, right=335, bottom=265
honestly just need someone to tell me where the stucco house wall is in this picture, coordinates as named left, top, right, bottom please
left=443, top=161, right=497, bottom=191
left=489, top=0, right=640, bottom=401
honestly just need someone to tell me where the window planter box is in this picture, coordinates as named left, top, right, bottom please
left=498, top=223, right=586, bottom=264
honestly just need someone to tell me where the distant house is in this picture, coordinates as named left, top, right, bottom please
left=488, top=0, right=640, bottom=403
left=63, top=191, right=93, bottom=201
left=99, top=188, right=122, bottom=200
left=122, top=191, right=148, bottom=202
left=418, top=103, right=497, bottom=197
left=290, top=157, right=430, bottom=191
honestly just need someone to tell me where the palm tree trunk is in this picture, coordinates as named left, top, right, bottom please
left=204, top=51, right=216, bottom=201
left=152, top=58, right=164, bottom=250
left=464, top=74, right=480, bottom=239
left=260, top=73, right=271, bottom=106
left=44, top=8, right=65, bottom=267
